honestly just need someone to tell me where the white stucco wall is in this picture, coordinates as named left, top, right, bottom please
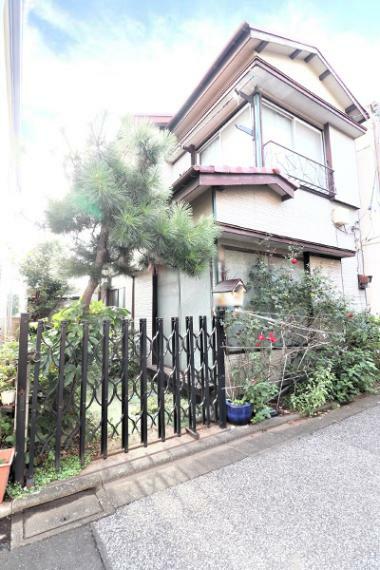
left=171, top=152, right=191, bottom=183
left=341, top=256, right=367, bottom=309
left=134, top=270, right=153, bottom=336
left=330, top=126, right=361, bottom=206
left=215, top=186, right=357, bottom=250
left=190, top=190, right=212, bottom=221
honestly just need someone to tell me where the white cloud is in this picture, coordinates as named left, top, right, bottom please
left=21, top=0, right=380, bottom=229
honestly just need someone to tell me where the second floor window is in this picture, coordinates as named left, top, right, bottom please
left=199, top=105, right=254, bottom=167
left=262, top=102, right=329, bottom=193
left=197, top=98, right=331, bottom=194
left=262, top=102, right=324, bottom=163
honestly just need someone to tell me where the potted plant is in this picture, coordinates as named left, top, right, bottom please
left=226, top=397, right=253, bottom=425
left=0, top=448, right=14, bottom=503
left=0, top=341, right=18, bottom=406
left=226, top=379, right=278, bottom=425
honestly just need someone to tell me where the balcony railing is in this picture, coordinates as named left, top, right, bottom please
left=263, top=140, right=335, bottom=196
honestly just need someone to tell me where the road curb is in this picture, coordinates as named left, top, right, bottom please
left=1, top=392, right=379, bottom=540
left=0, top=412, right=300, bottom=521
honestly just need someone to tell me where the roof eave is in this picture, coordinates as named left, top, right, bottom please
left=169, top=23, right=368, bottom=133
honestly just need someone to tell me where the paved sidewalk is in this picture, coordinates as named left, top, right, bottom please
left=1, top=397, right=379, bottom=569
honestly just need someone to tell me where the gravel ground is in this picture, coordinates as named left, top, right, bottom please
left=95, top=405, right=380, bottom=570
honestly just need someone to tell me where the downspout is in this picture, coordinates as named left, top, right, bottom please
left=131, top=275, right=135, bottom=320
left=253, top=90, right=263, bottom=168
left=211, top=188, right=220, bottom=318
left=177, top=270, right=182, bottom=327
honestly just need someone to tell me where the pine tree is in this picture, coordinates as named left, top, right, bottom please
left=46, top=117, right=218, bottom=307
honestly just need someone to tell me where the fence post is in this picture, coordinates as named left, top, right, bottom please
left=14, top=313, right=29, bottom=485
left=215, top=315, right=227, bottom=428
left=186, top=316, right=197, bottom=436
left=27, top=319, right=43, bottom=484
left=101, top=319, right=110, bottom=459
left=171, top=317, right=181, bottom=436
left=140, top=319, right=148, bottom=447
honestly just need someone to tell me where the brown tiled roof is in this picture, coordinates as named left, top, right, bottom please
left=213, top=279, right=246, bottom=293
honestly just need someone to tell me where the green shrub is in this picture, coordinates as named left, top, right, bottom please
left=244, top=381, right=278, bottom=422
left=29, top=300, right=132, bottom=458
left=0, top=340, right=18, bottom=392
left=225, top=256, right=380, bottom=418
left=290, top=365, right=335, bottom=416
left=0, top=413, right=14, bottom=447
left=7, top=453, right=90, bottom=499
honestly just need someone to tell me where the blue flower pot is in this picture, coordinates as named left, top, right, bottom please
left=226, top=400, right=253, bottom=425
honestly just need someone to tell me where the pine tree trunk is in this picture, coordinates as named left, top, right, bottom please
left=81, top=276, right=100, bottom=307
left=81, top=225, right=109, bottom=308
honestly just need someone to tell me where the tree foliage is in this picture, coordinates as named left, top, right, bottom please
left=46, top=117, right=218, bottom=306
left=20, top=241, right=70, bottom=319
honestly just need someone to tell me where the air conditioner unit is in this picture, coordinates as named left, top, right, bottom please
left=332, top=207, right=351, bottom=227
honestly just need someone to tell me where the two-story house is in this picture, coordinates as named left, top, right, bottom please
left=111, top=23, right=369, bottom=334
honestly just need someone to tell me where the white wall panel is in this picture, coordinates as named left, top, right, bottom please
left=216, top=186, right=356, bottom=250
left=134, top=270, right=153, bottom=336
left=330, top=126, right=360, bottom=206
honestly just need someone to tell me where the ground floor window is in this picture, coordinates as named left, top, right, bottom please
left=107, top=287, right=126, bottom=308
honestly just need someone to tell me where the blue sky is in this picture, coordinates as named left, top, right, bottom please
left=21, top=0, right=380, bottom=220
left=28, top=0, right=380, bottom=53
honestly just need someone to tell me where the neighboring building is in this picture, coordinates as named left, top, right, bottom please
left=356, top=103, right=380, bottom=315
left=111, top=23, right=370, bottom=332
left=0, top=0, right=24, bottom=339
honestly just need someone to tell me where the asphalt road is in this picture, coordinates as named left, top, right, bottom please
left=2, top=402, right=380, bottom=569
left=95, top=405, right=380, bottom=569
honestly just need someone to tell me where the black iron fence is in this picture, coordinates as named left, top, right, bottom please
left=13, top=314, right=226, bottom=485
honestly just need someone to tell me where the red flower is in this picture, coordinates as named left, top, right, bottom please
left=346, top=312, right=353, bottom=318
left=258, top=332, right=266, bottom=341
left=255, top=342, right=261, bottom=347
left=290, top=258, right=298, bottom=265
left=267, top=332, right=278, bottom=343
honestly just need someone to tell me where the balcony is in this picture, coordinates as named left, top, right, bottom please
left=263, top=140, right=335, bottom=196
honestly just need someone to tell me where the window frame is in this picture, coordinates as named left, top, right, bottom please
left=198, top=103, right=253, bottom=164
left=262, top=99, right=326, bottom=166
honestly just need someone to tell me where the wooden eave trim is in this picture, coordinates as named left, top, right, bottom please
left=172, top=170, right=297, bottom=201
left=252, top=57, right=367, bottom=134
left=217, top=222, right=356, bottom=258
left=169, top=29, right=368, bottom=136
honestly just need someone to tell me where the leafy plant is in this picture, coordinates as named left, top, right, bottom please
left=29, top=300, right=133, bottom=458
left=290, top=365, right=335, bottom=416
left=0, top=341, right=18, bottom=392
left=20, top=240, right=70, bottom=319
left=7, top=453, right=90, bottom=499
left=0, top=413, right=14, bottom=447
left=245, top=381, right=278, bottom=422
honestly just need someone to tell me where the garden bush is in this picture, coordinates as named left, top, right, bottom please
left=225, top=254, right=380, bottom=418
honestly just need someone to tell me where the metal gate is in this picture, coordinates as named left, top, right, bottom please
left=13, top=314, right=226, bottom=485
